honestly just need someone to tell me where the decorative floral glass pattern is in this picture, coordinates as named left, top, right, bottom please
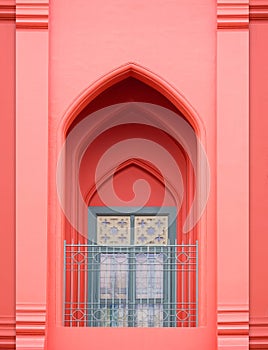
left=97, top=216, right=130, bottom=245
left=134, top=216, right=168, bottom=245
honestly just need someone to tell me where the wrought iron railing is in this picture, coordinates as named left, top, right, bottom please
left=63, top=241, right=198, bottom=327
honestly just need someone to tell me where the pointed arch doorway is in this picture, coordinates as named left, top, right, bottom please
left=47, top=64, right=216, bottom=350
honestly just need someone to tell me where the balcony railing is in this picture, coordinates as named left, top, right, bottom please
left=63, top=241, right=198, bottom=327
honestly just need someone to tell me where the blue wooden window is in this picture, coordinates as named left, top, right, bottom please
left=87, top=207, right=177, bottom=327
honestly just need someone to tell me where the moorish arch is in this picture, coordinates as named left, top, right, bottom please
left=47, top=62, right=212, bottom=349
left=56, top=62, right=208, bottom=239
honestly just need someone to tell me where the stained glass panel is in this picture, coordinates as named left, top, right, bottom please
left=97, top=216, right=130, bottom=245
left=134, top=216, right=168, bottom=245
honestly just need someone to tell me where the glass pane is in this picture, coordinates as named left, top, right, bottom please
left=136, top=253, right=164, bottom=299
left=135, top=304, right=163, bottom=327
left=97, top=216, right=131, bottom=245
left=134, top=216, right=168, bottom=245
left=100, top=254, right=128, bottom=300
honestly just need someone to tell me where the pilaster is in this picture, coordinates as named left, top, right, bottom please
left=217, top=1, right=250, bottom=349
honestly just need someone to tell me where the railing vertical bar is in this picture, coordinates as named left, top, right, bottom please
left=63, top=240, right=66, bottom=326
left=70, top=239, right=74, bottom=327
left=77, top=241, right=80, bottom=326
left=138, top=246, right=141, bottom=328
left=196, top=240, right=199, bottom=327
left=135, top=248, right=138, bottom=327
left=137, top=247, right=139, bottom=326
left=174, top=239, right=177, bottom=328
left=133, top=246, right=136, bottom=327
left=98, top=245, right=100, bottom=326
left=188, top=241, right=191, bottom=327
left=111, top=247, right=115, bottom=327
left=182, top=240, right=184, bottom=328
left=172, top=241, right=175, bottom=327
left=154, top=244, right=157, bottom=327
left=104, top=244, right=108, bottom=326
left=96, top=247, right=102, bottom=327
left=155, top=246, right=157, bottom=327
left=84, top=243, right=87, bottom=327
left=119, top=246, right=121, bottom=326
left=175, top=244, right=177, bottom=327
left=160, top=245, right=163, bottom=327
left=156, top=247, right=158, bottom=327
left=146, top=244, right=150, bottom=327
left=90, top=245, right=94, bottom=327
left=154, top=245, right=157, bottom=326
left=167, top=239, right=171, bottom=327
left=129, top=217, right=133, bottom=327
left=139, top=247, right=143, bottom=327
left=126, top=246, right=129, bottom=327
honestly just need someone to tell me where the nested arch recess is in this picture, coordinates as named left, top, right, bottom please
left=59, top=73, right=208, bottom=240
left=56, top=65, right=209, bottom=332
left=59, top=100, right=207, bottom=240
left=61, top=106, right=200, bottom=328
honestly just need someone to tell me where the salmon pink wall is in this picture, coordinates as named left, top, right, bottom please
left=49, top=0, right=216, bottom=126
left=3, top=0, right=266, bottom=349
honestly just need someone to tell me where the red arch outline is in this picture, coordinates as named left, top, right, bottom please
left=85, top=157, right=183, bottom=206
left=59, top=62, right=205, bottom=138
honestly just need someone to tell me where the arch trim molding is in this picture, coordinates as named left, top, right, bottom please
left=59, top=62, right=205, bottom=139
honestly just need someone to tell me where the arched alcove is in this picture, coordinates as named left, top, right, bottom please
left=48, top=63, right=212, bottom=350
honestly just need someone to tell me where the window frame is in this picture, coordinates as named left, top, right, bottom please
left=87, top=206, right=177, bottom=327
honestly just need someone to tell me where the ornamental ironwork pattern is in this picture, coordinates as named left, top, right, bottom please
left=64, top=242, right=199, bottom=327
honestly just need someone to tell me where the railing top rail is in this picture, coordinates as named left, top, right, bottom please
left=64, top=243, right=198, bottom=247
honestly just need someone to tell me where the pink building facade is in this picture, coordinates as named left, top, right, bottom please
left=0, top=0, right=267, bottom=349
